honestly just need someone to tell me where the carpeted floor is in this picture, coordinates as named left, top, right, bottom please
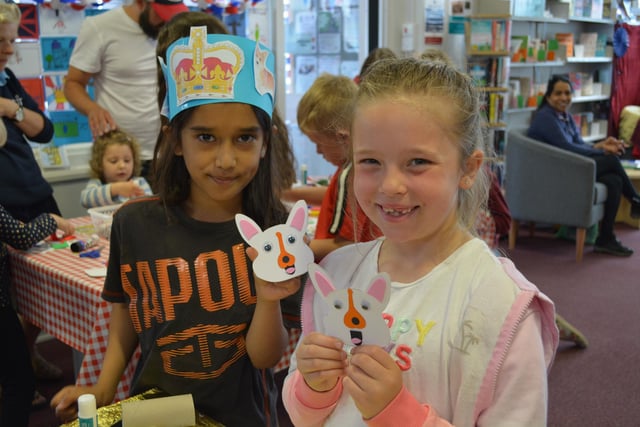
left=27, top=224, right=640, bottom=427
left=505, top=223, right=640, bottom=427
left=28, top=338, right=74, bottom=427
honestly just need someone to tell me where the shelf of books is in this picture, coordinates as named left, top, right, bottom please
left=505, top=0, right=614, bottom=143
left=465, top=16, right=511, bottom=57
left=464, top=14, right=512, bottom=158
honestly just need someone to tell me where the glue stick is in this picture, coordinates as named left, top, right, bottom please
left=78, top=393, right=98, bottom=427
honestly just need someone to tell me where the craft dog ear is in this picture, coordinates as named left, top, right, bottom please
left=287, top=200, right=308, bottom=233
left=367, top=273, right=391, bottom=308
left=308, top=263, right=335, bottom=299
left=235, top=214, right=263, bottom=243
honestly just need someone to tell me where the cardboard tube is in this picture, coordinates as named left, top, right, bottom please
left=122, top=394, right=195, bottom=427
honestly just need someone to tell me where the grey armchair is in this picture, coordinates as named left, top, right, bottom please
left=505, top=128, right=607, bottom=262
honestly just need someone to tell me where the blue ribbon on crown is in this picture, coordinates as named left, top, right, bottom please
left=159, top=28, right=276, bottom=119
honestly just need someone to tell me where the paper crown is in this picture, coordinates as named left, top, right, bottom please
left=159, top=27, right=276, bottom=120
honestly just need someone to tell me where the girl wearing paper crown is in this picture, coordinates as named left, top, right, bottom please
left=51, top=28, right=301, bottom=427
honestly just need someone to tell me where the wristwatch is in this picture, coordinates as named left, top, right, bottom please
left=12, top=96, right=24, bottom=122
left=14, top=104, right=24, bottom=122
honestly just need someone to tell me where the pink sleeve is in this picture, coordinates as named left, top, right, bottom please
left=282, top=370, right=343, bottom=427
left=365, top=387, right=452, bottom=427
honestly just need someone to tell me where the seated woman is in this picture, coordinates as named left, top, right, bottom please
left=528, top=75, right=640, bottom=257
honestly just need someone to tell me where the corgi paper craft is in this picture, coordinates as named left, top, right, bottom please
left=308, top=263, right=391, bottom=348
left=235, top=200, right=314, bottom=282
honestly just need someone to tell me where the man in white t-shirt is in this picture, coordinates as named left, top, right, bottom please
left=64, top=0, right=187, bottom=178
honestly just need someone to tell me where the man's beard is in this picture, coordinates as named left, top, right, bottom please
left=139, top=6, right=160, bottom=39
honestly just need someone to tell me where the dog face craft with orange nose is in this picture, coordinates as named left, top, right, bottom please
left=235, top=200, right=314, bottom=282
left=308, top=263, right=391, bottom=348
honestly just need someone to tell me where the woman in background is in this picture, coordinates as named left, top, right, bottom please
left=528, top=74, right=640, bottom=257
left=0, top=3, right=67, bottom=406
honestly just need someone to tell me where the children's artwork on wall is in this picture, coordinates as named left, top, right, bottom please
left=20, top=77, right=46, bottom=112
left=224, top=11, right=246, bottom=36
left=34, top=143, right=70, bottom=169
left=235, top=200, right=314, bottom=282
left=308, top=263, right=391, bottom=349
left=38, top=4, right=85, bottom=36
left=43, top=73, right=69, bottom=111
left=8, top=41, right=42, bottom=79
left=83, top=7, right=112, bottom=17
left=18, top=4, right=39, bottom=39
left=43, top=73, right=95, bottom=111
left=48, top=110, right=92, bottom=145
left=40, top=36, right=76, bottom=72
left=246, top=1, right=270, bottom=46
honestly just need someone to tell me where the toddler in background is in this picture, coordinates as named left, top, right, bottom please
left=80, top=130, right=152, bottom=208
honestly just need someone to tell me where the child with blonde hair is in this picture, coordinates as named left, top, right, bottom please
left=80, top=129, right=152, bottom=208
left=295, top=73, right=380, bottom=261
left=283, top=58, right=558, bottom=426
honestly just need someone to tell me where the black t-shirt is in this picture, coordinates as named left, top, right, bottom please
left=103, top=197, right=297, bottom=426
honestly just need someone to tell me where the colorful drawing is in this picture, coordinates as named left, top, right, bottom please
left=48, top=110, right=92, bottom=145
left=235, top=200, right=314, bottom=282
left=43, top=74, right=70, bottom=111
left=38, top=4, right=85, bottom=36
left=253, top=43, right=275, bottom=97
left=224, top=10, right=246, bottom=36
left=18, top=4, right=39, bottom=39
left=40, top=36, right=76, bottom=72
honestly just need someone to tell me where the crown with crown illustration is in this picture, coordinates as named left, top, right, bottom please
left=159, top=27, right=276, bottom=119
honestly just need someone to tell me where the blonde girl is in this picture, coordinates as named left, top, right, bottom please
left=283, top=58, right=558, bottom=426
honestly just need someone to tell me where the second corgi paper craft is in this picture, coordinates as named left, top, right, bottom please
left=236, top=200, right=314, bottom=282
left=308, top=263, right=391, bottom=348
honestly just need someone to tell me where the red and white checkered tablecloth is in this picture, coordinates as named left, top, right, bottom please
left=9, top=216, right=139, bottom=402
left=274, top=328, right=301, bottom=373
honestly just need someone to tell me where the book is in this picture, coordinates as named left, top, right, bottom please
left=511, top=35, right=529, bottom=62
left=556, top=33, right=574, bottom=57
left=467, top=57, right=491, bottom=86
left=469, top=19, right=493, bottom=52
left=590, top=0, right=604, bottom=18
left=491, top=19, right=511, bottom=51
left=580, top=112, right=594, bottom=136
left=467, top=57, right=507, bottom=87
left=579, top=32, right=598, bottom=57
left=595, top=33, right=607, bottom=57
left=512, top=0, right=545, bottom=17
left=569, top=72, right=583, bottom=96
left=580, top=72, right=594, bottom=96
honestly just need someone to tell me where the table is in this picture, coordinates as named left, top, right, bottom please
left=10, top=216, right=300, bottom=400
left=9, top=216, right=139, bottom=402
left=615, top=168, right=640, bottom=228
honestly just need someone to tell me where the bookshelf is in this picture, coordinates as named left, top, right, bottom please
left=464, top=14, right=511, bottom=157
left=506, top=0, right=615, bottom=143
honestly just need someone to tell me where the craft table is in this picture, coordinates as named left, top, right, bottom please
left=8, top=216, right=139, bottom=402
left=9, top=215, right=300, bottom=402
